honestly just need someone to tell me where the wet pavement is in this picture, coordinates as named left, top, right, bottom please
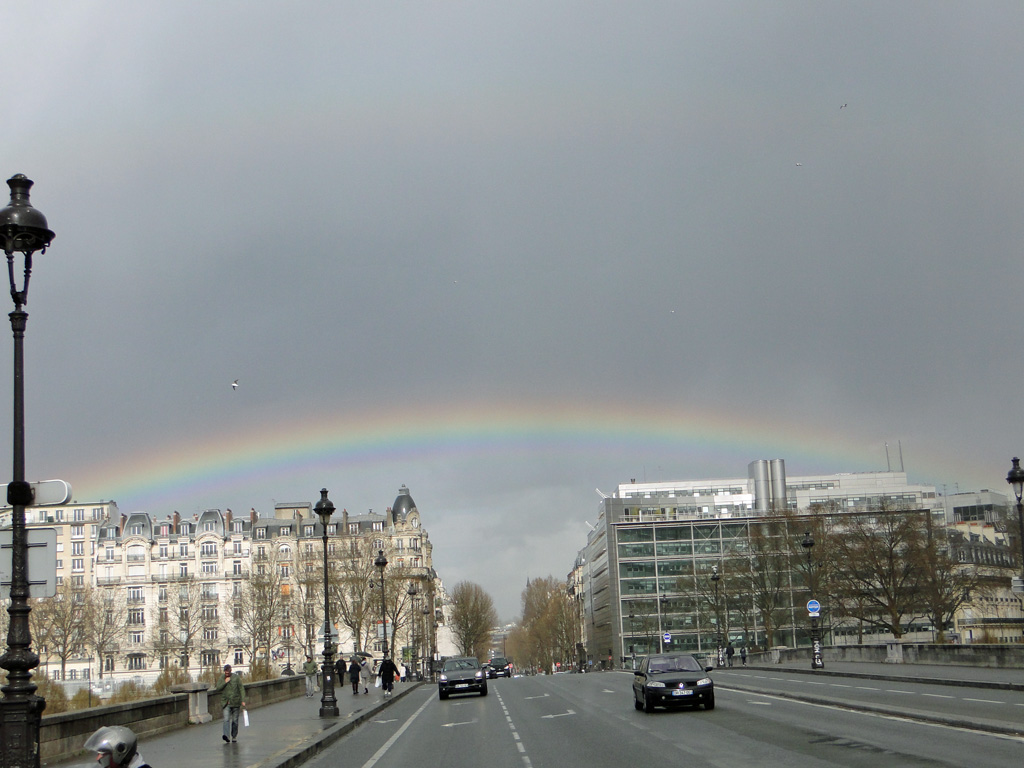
left=45, top=681, right=424, bottom=768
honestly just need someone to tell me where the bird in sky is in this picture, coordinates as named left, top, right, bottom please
left=232, top=379, right=239, bottom=391
left=795, top=162, right=803, bottom=166
left=840, top=103, right=847, bottom=109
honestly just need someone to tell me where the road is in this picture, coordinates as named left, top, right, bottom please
left=301, top=672, right=1023, bottom=768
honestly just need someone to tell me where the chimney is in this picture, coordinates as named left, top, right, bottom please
left=250, top=507, right=258, bottom=526
left=173, top=511, right=181, bottom=532
left=225, top=508, right=233, bottom=530
left=119, top=513, right=127, bottom=535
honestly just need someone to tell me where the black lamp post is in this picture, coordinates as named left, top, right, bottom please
left=407, top=582, right=418, bottom=679
left=1005, top=458, right=1024, bottom=594
left=802, top=531, right=824, bottom=670
left=657, top=592, right=668, bottom=652
left=627, top=608, right=636, bottom=668
left=314, top=489, right=339, bottom=717
left=711, top=566, right=723, bottom=666
left=375, top=550, right=389, bottom=659
left=0, top=174, right=55, bottom=768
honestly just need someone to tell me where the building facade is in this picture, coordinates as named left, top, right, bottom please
left=579, top=460, right=1022, bottom=669
left=2, top=485, right=450, bottom=686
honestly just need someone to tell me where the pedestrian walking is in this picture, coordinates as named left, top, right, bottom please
left=348, top=656, right=361, bottom=694
left=726, top=642, right=735, bottom=667
left=214, top=664, right=247, bottom=743
left=378, top=656, right=400, bottom=697
left=359, top=657, right=372, bottom=694
left=303, top=655, right=319, bottom=698
left=740, top=645, right=747, bottom=666
left=84, top=725, right=151, bottom=768
left=401, top=663, right=409, bottom=682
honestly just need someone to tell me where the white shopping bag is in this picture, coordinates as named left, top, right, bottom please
left=374, top=676, right=381, bottom=688
left=243, top=710, right=250, bottom=727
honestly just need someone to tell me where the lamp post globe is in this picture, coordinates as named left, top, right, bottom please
left=375, top=550, right=389, bottom=659
left=314, top=489, right=339, bottom=717
left=1, top=174, right=55, bottom=768
left=1006, top=458, right=1024, bottom=593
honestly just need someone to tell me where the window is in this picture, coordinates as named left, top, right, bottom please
left=179, top=563, right=188, bottom=577
left=232, top=561, right=243, bottom=575
left=203, top=521, right=215, bottom=532
left=92, top=507, right=103, bottom=520
left=281, top=526, right=291, bottom=536
left=202, top=605, right=218, bottom=621
left=130, top=524, right=143, bottom=535
left=72, top=559, right=84, bottom=572
left=201, top=583, right=218, bottom=600
left=72, top=542, right=84, bottom=556
left=304, top=525, right=314, bottom=537
left=233, top=606, right=243, bottom=622
left=234, top=649, right=244, bottom=665
left=202, top=650, right=220, bottom=666
left=128, top=609, right=145, bottom=625
left=159, top=525, right=170, bottom=536
left=127, top=654, right=145, bottom=670
left=104, top=547, right=114, bottom=561
left=372, top=522, right=383, bottom=532
left=256, top=528, right=266, bottom=539
left=128, top=587, right=144, bottom=602
left=200, top=542, right=217, bottom=557
left=349, top=524, right=359, bottom=535
left=201, top=561, right=217, bottom=574
left=203, top=627, right=219, bottom=642
left=130, top=632, right=144, bottom=645
left=180, top=523, right=190, bottom=535
left=328, top=524, right=337, bottom=535
left=71, top=525, right=84, bottom=538
left=73, top=508, right=85, bottom=521
left=179, top=543, right=189, bottom=558
left=159, top=544, right=168, bottom=559
left=158, top=586, right=167, bottom=602
left=280, top=564, right=290, bottom=577
left=233, top=521, right=243, bottom=533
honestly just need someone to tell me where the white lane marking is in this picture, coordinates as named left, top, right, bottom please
left=921, top=693, right=954, bottom=699
left=359, top=693, right=434, bottom=768
left=524, top=694, right=550, bottom=700
left=441, top=720, right=478, bottom=727
left=964, top=697, right=1003, bottom=705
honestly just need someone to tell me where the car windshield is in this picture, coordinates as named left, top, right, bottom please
left=443, top=658, right=479, bottom=671
left=648, top=656, right=703, bottom=674
left=490, top=658, right=507, bottom=665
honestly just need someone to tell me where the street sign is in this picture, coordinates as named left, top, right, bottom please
left=0, top=527, right=57, bottom=598
left=1, top=479, right=72, bottom=506
left=318, top=620, right=339, bottom=644
left=806, top=599, right=820, bottom=614
left=663, top=632, right=671, bottom=643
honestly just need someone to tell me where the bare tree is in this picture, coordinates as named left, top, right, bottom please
left=292, top=543, right=323, bottom=657
left=449, top=581, right=497, bottom=659
left=830, top=508, right=929, bottom=639
left=164, top=577, right=207, bottom=675
left=30, top=581, right=86, bottom=680
left=332, top=538, right=381, bottom=653
left=236, top=544, right=287, bottom=675
left=81, top=587, right=127, bottom=679
left=920, top=524, right=987, bottom=643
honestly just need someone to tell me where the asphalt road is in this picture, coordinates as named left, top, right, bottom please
left=300, top=672, right=1024, bottom=768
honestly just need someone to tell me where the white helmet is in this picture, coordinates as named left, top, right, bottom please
left=84, top=725, right=138, bottom=768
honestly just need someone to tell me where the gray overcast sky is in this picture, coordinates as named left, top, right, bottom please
left=2, top=2, right=1023, bottom=619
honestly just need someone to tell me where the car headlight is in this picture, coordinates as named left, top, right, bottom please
left=646, top=681, right=665, bottom=688
left=475, top=671, right=484, bottom=679
left=439, top=674, right=448, bottom=682
left=696, top=677, right=711, bottom=687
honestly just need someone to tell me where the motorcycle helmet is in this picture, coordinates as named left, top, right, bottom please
left=84, top=725, right=138, bottom=768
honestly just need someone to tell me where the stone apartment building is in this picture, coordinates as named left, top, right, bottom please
left=2, top=485, right=447, bottom=685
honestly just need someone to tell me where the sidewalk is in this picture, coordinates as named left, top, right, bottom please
left=45, top=681, right=425, bottom=768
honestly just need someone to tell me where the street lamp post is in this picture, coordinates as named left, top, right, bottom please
left=802, top=531, right=825, bottom=670
left=0, top=174, right=55, bottom=768
left=1005, top=458, right=1024, bottom=594
left=627, top=608, right=635, bottom=668
left=657, top=593, right=668, bottom=652
left=314, top=489, right=339, bottom=717
left=711, top=566, right=723, bottom=667
left=374, top=550, right=389, bottom=659
left=407, top=583, right=419, bottom=680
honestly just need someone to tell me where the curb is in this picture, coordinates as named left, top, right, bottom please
left=739, top=665, right=1024, bottom=693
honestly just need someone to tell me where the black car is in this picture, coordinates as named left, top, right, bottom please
left=632, top=654, right=714, bottom=712
left=438, top=657, right=488, bottom=699
left=487, top=656, right=511, bottom=678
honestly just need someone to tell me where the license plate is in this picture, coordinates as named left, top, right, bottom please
left=671, top=689, right=693, bottom=696
left=455, top=683, right=469, bottom=688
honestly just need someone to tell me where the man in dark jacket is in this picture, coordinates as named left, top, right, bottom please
left=347, top=656, right=361, bottom=694
left=377, top=656, right=400, bottom=698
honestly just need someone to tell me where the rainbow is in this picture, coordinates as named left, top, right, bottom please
left=66, top=399, right=975, bottom=514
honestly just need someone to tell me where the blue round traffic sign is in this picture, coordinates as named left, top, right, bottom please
left=807, top=599, right=820, bottom=613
